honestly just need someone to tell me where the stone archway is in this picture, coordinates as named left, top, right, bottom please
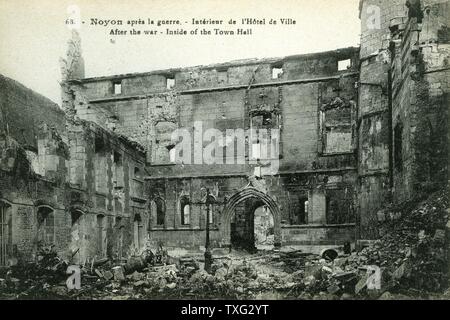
left=221, top=187, right=282, bottom=248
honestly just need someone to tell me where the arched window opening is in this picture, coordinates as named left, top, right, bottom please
left=71, top=210, right=83, bottom=226
left=96, top=215, right=106, bottom=258
left=118, top=226, right=125, bottom=260
left=37, top=206, right=55, bottom=246
left=296, top=197, right=308, bottom=225
left=180, top=197, right=190, bottom=226
left=134, top=167, right=141, bottom=179
left=0, top=201, right=12, bottom=266
left=70, top=210, right=84, bottom=264
left=155, top=198, right=165, bottom=226
left=134, top=214, right=144, bottom=251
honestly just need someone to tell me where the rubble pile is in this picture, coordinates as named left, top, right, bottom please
left=0, top=189, right=447, bottom=300
left=295, top=188, right=449, bottom=299
left=0, top=246, right=69, bottom=299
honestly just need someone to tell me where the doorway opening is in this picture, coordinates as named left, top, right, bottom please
left=230, top=198, right=275, bottom=252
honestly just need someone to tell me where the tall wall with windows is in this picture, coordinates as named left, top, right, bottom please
left=66, top=47, right=361, bottom=250
left=3, top=1, right=447, bottom=258
left=0, top=73, right=146, bottom=266
left=358, top=0, right=449, bottom=240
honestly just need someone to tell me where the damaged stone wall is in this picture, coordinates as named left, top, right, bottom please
left=0, top=118, right=146, bottom=266
left=358, top=0, right=449, bottom=240
left=0, top=75, right=66, bottom=150
left=69, top=47, right=361, bottom=251
left=390, top=1, right=449, bottom=203
left=358, top=0, right=408, bottom=240
left=1, top=50, right=146, bottom=266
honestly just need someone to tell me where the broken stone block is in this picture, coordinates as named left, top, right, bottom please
left=303, top=275, right=316, bottom=287
left=327, top=284, right=341, bottom=295
left=214, top=267, right=228, bottom=281
left=418, top=230, right=427, bottom=241
left=112, top=266, right=125, bottom=282
left=7, top=257, right=18, bottom=267
left=333, top=271, right=357, bottom=282
left=377, top=210, right=386, bottom=222
left=133, top=280, right=146, bottom=287
left=355, top=274, right=368, bottom=294
left=304, top=264, right=322, bottom=279
left=433, top=229, right=446, bottom=244
left=166, top=282, right=177, bottom=289
left=333, top=266, right=345, bottom=274
left=314, top=292, right=339, bottom=300
left=157, top=277, right=167, bottom=289
left=378, top=291, right=394, bottom=300
left=130, top=271, right=144, bottom=281
left=51, top=285, right=68, bottom=296
left=340, top=293, right=353, bottom=300
left=392, top=263, right=406, bottom=280
left=103, top=271, right=114, bottom=281
left=333, top=257, right=348, bottom=268
left=94, top=269, right=103, bottom=278
left=322, top=266, right=333, bottom=275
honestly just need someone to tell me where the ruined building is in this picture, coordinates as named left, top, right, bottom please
left=0, top=0, right=448, bottom=266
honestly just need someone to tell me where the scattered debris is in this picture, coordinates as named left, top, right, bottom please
left=0, top=189, right=448, bottom=300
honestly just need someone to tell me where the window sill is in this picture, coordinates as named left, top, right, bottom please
left=148, top=163, right=177, bottom=167
left=320, top=151, right=354, bottom=157
left=282, top=223, right=356, bottom=229
left=149, top=226, right=220, bottom=232
left=68, top=184, right=86, bottom=191
left=130, top=196, right=147, bottom=203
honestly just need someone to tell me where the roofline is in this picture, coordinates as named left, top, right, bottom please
left=67, top=46, right=360, bottom=84
left=0, top=74, right=63, bottom=112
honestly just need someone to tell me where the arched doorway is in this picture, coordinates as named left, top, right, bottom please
left=221, top=187, right=281, bottom=250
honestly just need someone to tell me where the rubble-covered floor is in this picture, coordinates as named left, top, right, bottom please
left=0, top=188, right=448, bottom=300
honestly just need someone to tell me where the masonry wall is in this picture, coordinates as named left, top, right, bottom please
left=0, top=74, right=146, bottom=266
left=68, top=48, right=361, bottom=250
left=0, top=75, right=66, bottom=150
left=358, top=0, right=408, bottom=239
left=391, top=1, right=450, bottom=203
left=358, top=0, right=449, bottom=240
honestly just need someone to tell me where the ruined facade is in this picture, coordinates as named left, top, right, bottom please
left=0, top=72, right=146, bottom=266
left=63, top=45, right=360, bottom=252
left=0, top=0, right=448, bottom=265
left=358, top=0, right=449, bottom=239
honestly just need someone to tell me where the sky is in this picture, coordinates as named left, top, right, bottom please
left=0, top=0, right=361, bottom=104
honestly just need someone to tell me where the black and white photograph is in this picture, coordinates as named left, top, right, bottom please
left=0, top=0, right=449, bottom=306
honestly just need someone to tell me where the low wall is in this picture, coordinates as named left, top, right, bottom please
left=148, top=223, right=356, bottom=252
left=281, top=224, right=356, bottom=245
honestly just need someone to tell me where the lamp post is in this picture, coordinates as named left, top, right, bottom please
left=204, top=189, right=213, bottom=273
